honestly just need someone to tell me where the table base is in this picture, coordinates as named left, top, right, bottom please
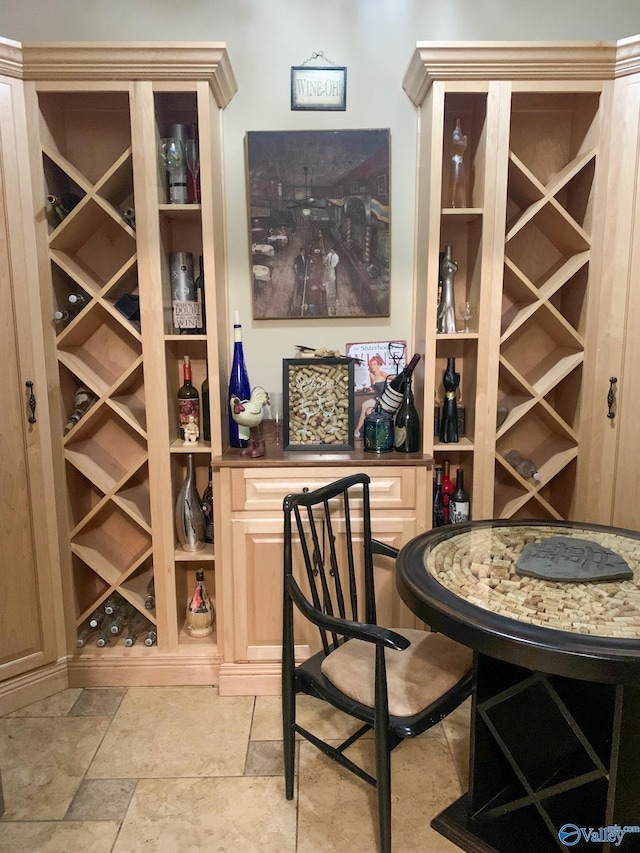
left=432, top=654, right=640, bottom=852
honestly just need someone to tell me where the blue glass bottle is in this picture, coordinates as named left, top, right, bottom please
left=228, top=312, right=251, bottom=448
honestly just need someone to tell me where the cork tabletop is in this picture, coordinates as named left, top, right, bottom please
left=424, top=524, right=640, bottom=639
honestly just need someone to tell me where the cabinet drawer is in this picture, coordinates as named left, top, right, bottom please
left=231, top=466, right=418, bottom=512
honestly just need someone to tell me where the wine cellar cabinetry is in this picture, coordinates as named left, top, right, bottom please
left=404, top=44, right=613, bottom=524
left=22, top=44, right=237, bottom=685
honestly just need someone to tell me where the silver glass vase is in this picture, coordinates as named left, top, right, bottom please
left=175, top=454, right=205, bottom=552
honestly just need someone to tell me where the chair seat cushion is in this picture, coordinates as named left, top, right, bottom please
left=320, top=629, right=473, bottom=718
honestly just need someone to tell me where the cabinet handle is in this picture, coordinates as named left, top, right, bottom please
left=25, top=380, right=37, bottom=423
left=607, top=377, right=617, bottom=419
left=302, top=487, right=309, bottom=493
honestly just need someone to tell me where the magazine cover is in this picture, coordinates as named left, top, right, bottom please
left=345, top=340, right=406, bottom=439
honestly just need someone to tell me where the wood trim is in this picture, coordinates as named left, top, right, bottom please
left=67, top=651, right=222, bottom=687
left=21, top=43, right=238, bottom=108
left=403, top=42, right=618, bottom=105
left=614, top=35, right=640, bottom=78
left=0, top=659, right=68, bottom=716
left=218, top=662, right=282, bottom=696
left=0, top=36, right=22, bottom=79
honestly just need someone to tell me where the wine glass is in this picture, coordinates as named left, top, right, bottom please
left=185, top=138, right=200, bottom=203
left=458, top=301, right=476, bottom=333
left=158, top=137, right=184, bottom=203
left=269, top=391, right=283, bottom=446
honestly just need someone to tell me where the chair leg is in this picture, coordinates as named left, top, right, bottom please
left=282, top=688, right=296, bottom=799
left=375, top=723, right=392, bottom=853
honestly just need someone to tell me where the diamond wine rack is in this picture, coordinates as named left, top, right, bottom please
left=495, top=91, right=600, bottom=520
left=39, top=90, right=156, bottom=641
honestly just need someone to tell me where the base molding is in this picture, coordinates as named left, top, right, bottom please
left=0, top=659, right=69, bottom=716
left=67, top=651, right=221, bottom=688
left=218, top=661, right=282, bottom=696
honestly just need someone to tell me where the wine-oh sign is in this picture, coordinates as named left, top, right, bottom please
left=291, top=51, right=346, bottom=111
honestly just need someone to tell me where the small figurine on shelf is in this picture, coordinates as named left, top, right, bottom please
left=448, top=118, right=468, bottom=208
left=439, top=357, right=460, bottom=443
left=182, top=414, right=199, bottom=445
left=186, top=569, right=215, bottom=637
left=230, top=386, right=268, bottom=458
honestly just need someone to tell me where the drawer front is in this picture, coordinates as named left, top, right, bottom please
left=231, top=466, right=418, bottom=512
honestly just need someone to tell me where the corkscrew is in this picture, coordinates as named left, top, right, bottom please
left=25, top=380, right=37, bottom=423
left=607, top=376, right=617, bottom=419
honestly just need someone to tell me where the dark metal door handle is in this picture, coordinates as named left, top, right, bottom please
left=607, top=377, right=617, bottom=419
left=25, top=380, right=37, bottom=423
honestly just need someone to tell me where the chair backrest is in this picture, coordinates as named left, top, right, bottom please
left=283, top=473, right=376, bottom=656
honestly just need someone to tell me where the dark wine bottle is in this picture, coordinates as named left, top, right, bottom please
left=144, top=577, right=155, bottom=610
left=432, top=466, right=446, bottom=528
left=201, top=465, right=214, bottom=544
left=439, top=357, right=460, bottom=443
left=379, top=353, right=421, bottom=416
left=195, top=255, right=206, bottom=334
left=144, top=629, right=158, bottom=647
left=124, top=613, right=150, bottom=646
left=103, top=593, right=120, bottom=616
left=178, top=355, right=200, bottom=441
left=228, top=312, right=251, bottom=448
left=47, top=192, right=82, bottom=222
left=68, top=293, right=86, bottom=307
left=201, top=368, right=210, bottom=443
left=394, top=375, right=421, bottom=452
left=170, top=251, right=199, bottom=333
left=76, top=622, right=99, bottom=648
left=450, top=468, right=471, bottom=523
left=88, top=609, right=104, bottom=629
left=441, top=460, right=454, bottom=524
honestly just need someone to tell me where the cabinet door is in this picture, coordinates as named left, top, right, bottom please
left=0, top=70, right=60, bottom=685
left=229, top=512, right=422, bottom=665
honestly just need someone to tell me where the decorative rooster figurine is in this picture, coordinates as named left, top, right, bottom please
left=230, top=386, right=268, bottom=457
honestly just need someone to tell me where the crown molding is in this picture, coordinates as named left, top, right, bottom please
left=21, top=42, right=237, bottom=108
left=0, top=37, right=23, bottom=80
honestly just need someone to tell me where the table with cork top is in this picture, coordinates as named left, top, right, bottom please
left=396, top=520, right=640, bottom=853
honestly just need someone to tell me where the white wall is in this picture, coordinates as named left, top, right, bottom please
left=3, top=0, right=640, bottom=393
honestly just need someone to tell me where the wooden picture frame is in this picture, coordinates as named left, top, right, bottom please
left=283, top=358, right=354, bottom=451
left=291, top=65, right=347, bottom=111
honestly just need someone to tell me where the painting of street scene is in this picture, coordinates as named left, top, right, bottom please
left=246, top=129, right=390, bottom=319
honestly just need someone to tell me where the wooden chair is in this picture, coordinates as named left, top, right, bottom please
left=282, top=473, right=473, bottom=853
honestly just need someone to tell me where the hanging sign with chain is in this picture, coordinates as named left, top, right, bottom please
left=291, top=51, right=347, bottom=111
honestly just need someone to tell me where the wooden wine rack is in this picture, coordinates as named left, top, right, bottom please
left=22, top=44, right=237, bottom=685
left=404, top=43, right=607, bottom=524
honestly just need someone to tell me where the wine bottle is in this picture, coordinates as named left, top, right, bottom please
left=178, top=355, right=200, bottom=441
left=439, top=357, right=460, bottom=443
left=124, top=613, right=149, bottom=646
left=46, top=192, right=82, bottom=221
left=64, top=386, right=98, bottom=434
left=201, top=368, right=210, bottom=443
left=53, top=309, right=70, bottom=323
left=175, top=453, right=206, bottom=552
left=394, top=375, right=421, bottom=452
left=144, top=577, right=155, bottom=610
left=88, top=609, right=104, bottom=629
left=144, top=629, right=158, bottom=647
left=186, top=568, right=215, bottom=637
left=76, top=622, right=99, bottom=648
left=171, top=251, right=200, bottom=333
left=504, top=449, right=541, bottom=480
left=195, top=255, right=206, bottom=334
left=379, top=353, right=421, bottom=416
left=441, top=460, right=455, bottom=524
left=450, top=468, right=471, bottom=523
left=228, top=312, right=252, bottom=448
left=96, top=630, right=112, bottom=648
left=108, top=604, right=133, bottom=635
left=103, top=593, right=121, bottom=616
left=123, top=207, right=136, bottom=230
left=201, top=465, right=214, bottom=544
left=432, top=466, right=446, bottom=528
left=68, top=293, right=86, bottom=307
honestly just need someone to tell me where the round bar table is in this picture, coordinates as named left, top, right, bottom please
left=396, top=520, right=640, bottom=853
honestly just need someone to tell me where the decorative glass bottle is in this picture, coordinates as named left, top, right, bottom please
left=439, top=357, right=460, bottom=443
left=186, top=568, right=215, bottom=637
left=447, top=118, right=468, bottom=208
left=228, top=311, right=251, bottom=448
left=394, top=376, right=421, bottom=453
left=364, top=399, right=394, bottom=453
left=437, top=245, right=457, bottom=334
left=175, top=454, right=205, bottom=552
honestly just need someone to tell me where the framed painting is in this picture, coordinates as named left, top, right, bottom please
left=247, top=129, right=390, bottom=320
left=283, top=358, right=354, bottom=451
left=291, top=65, right=347, bottom=111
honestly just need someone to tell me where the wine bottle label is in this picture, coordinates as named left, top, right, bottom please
left=179, top=399, right=199, bottom=427
left=450, top=500, right=470, bottom=523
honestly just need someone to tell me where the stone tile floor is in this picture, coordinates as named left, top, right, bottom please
left=0, top=686, right=470, bottom=852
